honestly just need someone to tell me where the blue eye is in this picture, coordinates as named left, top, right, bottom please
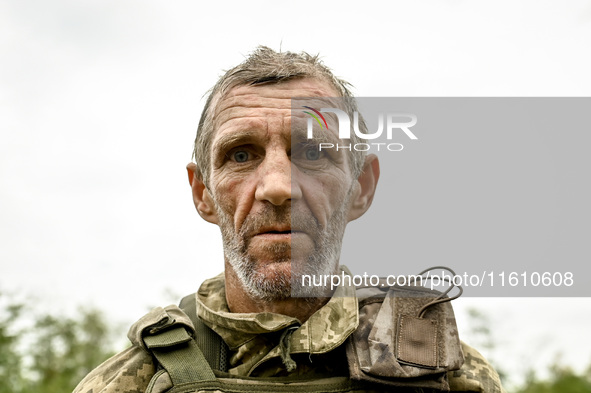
left=233, top=150, right=249, bottom=162
left=305, top=147, right=320, bottom=160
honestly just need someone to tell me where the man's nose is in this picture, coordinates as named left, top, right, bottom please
left=254, top=152, right=301, bottom=206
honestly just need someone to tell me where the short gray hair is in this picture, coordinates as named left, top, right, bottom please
left=192, top=46, right=367, bottom=187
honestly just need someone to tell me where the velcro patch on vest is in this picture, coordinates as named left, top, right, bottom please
left=346, top=285, right=465, bottom=390
left=397, top=315, right=438, bottom=368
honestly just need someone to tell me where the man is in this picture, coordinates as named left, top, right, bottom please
left=74, top=47, right=505, bottom=393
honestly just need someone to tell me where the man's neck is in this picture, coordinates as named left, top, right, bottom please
left=224, top=264, right=329, bottom=323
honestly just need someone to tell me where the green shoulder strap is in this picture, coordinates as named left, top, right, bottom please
left=179, top=293, right=229, bottom=372
left=143, top=324, right=217, bottom=386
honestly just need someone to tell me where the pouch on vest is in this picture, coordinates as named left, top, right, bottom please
left=346, top=268, right=465, bottom=392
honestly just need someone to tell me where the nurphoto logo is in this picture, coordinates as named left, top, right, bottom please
left=303, top=106, right=418, bottom=152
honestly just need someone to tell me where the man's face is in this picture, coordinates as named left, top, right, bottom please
left=205, top=78, right=359, bottom=300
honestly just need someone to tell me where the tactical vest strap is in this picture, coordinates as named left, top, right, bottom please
left=179, top=293, right=229, bottom=372
left=143, top=325, right=217, bottom=385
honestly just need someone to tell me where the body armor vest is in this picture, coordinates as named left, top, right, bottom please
left=132, top=281, right=464, bottom=393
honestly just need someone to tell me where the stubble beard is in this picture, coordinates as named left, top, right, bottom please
left=215, top=201, right=349, bottom=302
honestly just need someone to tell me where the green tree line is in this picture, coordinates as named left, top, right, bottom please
left=0, top=292, right=118, bottom=393
left=465, top=308, right=591, bottom=393
left=516, top=365, right=591, bottom=393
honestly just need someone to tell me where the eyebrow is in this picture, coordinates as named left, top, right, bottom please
left=213, top=130, right=262, bottom=157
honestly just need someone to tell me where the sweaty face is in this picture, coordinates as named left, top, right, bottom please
left=208, top=78, right=357, bottom=300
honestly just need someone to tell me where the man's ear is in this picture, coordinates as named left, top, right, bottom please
left=186, top=162, right=218, bottom=224
left=347, top=154, right=380, bottom=222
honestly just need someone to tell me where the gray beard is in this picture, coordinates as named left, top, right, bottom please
left=215, top=201, right=349, bottom=301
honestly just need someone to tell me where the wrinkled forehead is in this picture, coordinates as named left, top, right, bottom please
left=210, top=78, right=341, bottom=134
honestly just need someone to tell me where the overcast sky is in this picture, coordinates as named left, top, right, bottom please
left=1, top=0, right=591, bottom=388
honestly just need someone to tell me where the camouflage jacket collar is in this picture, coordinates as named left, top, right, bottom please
left=194, top=267, right=358, bottom=371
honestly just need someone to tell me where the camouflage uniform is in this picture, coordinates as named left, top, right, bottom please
left=74, top=272, right=505, bottom=393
